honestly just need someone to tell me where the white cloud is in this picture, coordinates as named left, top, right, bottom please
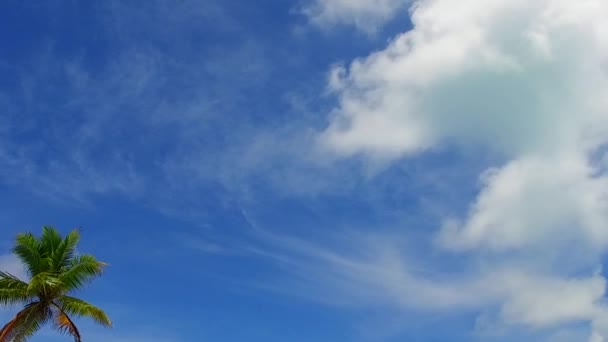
left=315, top=0, right=608, bottom=340
left=256, top=231, right=608, bottom=338
left=321, top=0, right=608, bottom=158
left=302, top=0, right=410, bottom=33
left=496, top=271, right=606, bottom=327
left=438, top=153, right=608, bottom=252
left=0, top=254, right=27, bottom=281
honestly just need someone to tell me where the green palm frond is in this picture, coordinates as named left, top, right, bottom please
left=51, top=229, right=80, bottom=272
left=58, top=255, right=106, bottom=292
left=0, top=271, right=30, bottom=306
left=12, top=233, right=42, bottom=277
left=0, top=271, right=28, bottom=289
left=27, top=272, right=62, bottom=297
left=0, top=288, right=29, bottom=307
left=57, top=296, right=112, bottom=327
left=41, top=226, right=63, bottom=256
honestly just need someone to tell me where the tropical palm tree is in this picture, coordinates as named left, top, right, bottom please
left=0, top=226, right=111, bottom=341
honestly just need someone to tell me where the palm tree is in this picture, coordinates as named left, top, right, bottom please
left=0, top=226, right=111, bottom=341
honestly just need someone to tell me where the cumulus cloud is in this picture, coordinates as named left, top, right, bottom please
left=302, top=0, right=410, bottom=33
left=438, top=153, right=608, bottom=251
left=321, top=0, right=608, bottom=158
left=316, top=0, right=608, bottom=339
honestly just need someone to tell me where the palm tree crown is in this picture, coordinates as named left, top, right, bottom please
left=0, top=226, right=111, bottom=341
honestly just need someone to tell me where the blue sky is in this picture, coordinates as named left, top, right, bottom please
left=1, top=1, right=608, bottom=341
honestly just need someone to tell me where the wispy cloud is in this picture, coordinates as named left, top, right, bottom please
left=0, top=254, right=27, bottom=281
left=301, top=0, right=411, bottom=33
left=0, top=2, right=283, bottom=207
left=245, top=227, right=608, bottom=340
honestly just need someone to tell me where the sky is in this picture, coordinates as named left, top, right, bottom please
left=1, top=0, right=608, bottom=341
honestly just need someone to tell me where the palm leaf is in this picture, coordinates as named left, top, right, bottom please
left=0, top=271, right=28, bottom=289
left=27, top=272, right=62, bottom=297
left=41, top=226, right=63, bottom=256
left=0, top=302, right=51, bottom=342
left=0, top=289, right=29, bottom=307
left=57, top=296, right=112, bottom=327
left=51, top=229, right=80, bottom=272
left=0, top=307, right=28, bottom=342
left=0, top=272, right=30, bottom=306
left=58, top=255, right=106, bottom=292
left=51, top=304, right=82, bottom=342
left=12, top=233, right=42, bottom=277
